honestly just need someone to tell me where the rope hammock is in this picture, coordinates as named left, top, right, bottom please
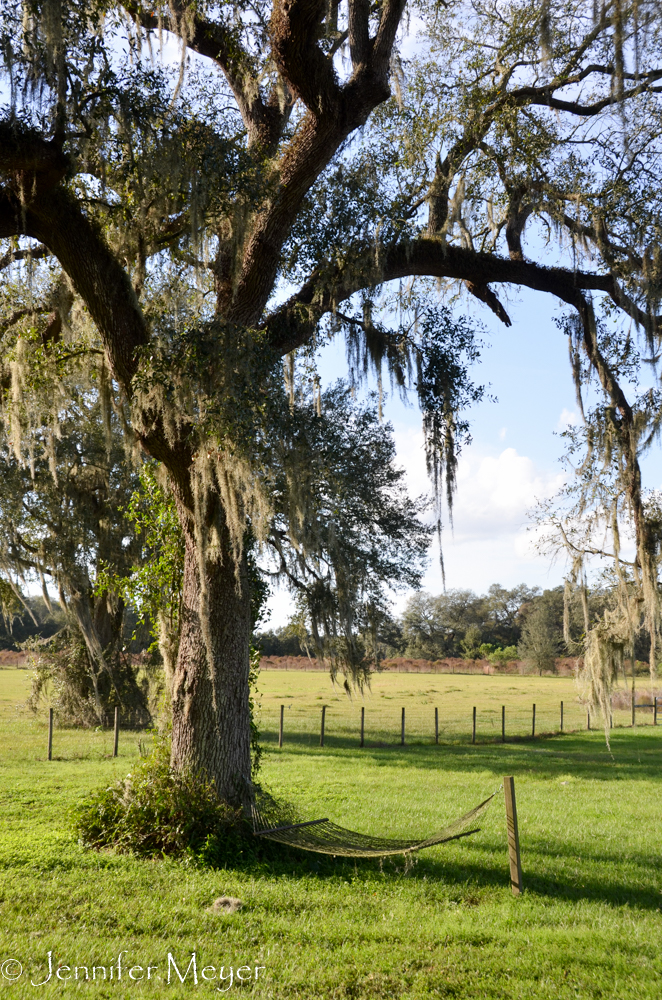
left=252, top=790, right=497, bottom=858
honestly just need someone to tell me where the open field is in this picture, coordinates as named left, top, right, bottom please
left=255, top=669, right=656, bottom=745
left=1, top=668, right=662, bottom=998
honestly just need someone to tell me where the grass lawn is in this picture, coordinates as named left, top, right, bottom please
left=1, top=667, right=661, bottom=998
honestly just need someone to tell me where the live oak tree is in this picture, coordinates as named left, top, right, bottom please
left=402, top=584, right=540, bottom=659
left=0, top=291, right=150, bottom=723
left=2, top=0, right=662, bottom=798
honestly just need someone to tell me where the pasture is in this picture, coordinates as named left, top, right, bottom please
left=1, top=667, right=661, bottom=998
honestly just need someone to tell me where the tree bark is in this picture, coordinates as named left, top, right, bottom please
left=170, top=507, right=253, bottom=807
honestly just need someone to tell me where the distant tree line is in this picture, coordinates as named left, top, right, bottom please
left=8, top=580, right=646, bottom=682
left=256, top=582, right=647, bottom=674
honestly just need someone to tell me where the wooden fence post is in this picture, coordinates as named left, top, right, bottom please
left=587, top=709, right=590, bottom=731
left=401, top=707, right=405, bottom=746
left=472, top=706, right=476, bottom=744
left=279, top=704, right=284, bottom=748
left=560, top=700, right=563, bottom=732
left=48, top=708, right=53, bottom=761
left=503, top=776, right=523, bottom=896
left=501, top=705, right=505, bottom=743
left=360, top=706, right=365, bottom=747
left=532, top=703, right=536, bottom=739
left=655, top=698, right=658, bottom=727
left=435, top=706, right=439, bottom=744
left=320, top=705, right=326, bottom=747
left=632, top=694, right=636, bottom=727
left=113, top=706, right=120, bottom=757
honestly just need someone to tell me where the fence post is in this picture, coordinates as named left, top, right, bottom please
left=320, top=705, right=326, bottom=747
left=435, top=706, right=439, bottom=745
left=632, top=695, right=636, bottom=728
left=401, top=707, right=405, bottom=746
left=655, top=698, right=658, bottom=727
left=113, top=706, right=120, bottom=757
left=587, top=709, right=590, bottom=731
left=532, top=703, right=536, bottom=739
left=503, top=776, right=523, bottom=896
left=560, top=700, right=564, bottom=732
left=502, top=705, right=505, bottom=743
left=48, top=708, right=53, bottom=761
left=360, top=706, right=365, bottom=747
left=279, top=704, right=284, bottom=748
left=472, top=706, right=476, bottom=744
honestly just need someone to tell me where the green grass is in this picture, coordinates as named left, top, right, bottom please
left=256, top=668, right=646, bottom=743
left=1, top=668, right=662, bottom=998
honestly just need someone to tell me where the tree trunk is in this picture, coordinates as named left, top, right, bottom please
left=170, top=517, right=253, bottom=807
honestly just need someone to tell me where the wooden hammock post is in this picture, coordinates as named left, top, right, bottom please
left=472, top=706, right=476, bottom=744
left=502, top=705, right=505, bottom=743
left=360, top=706, right=365, bottom=747
left=47, top=708, right=53, bottom=761
left=279, top=705, right=284, bottom=748
left=503, top=776, right=523, bottom=896
left=113, top=706, right=120, bottom=757
left=401, top=707, right=405, bottom=745
left=435, top=707, right=439, bottom=744
left=560, top=700, right=564, bottom=732
left=320, top=705, right=326, bottom=747
left=531, top=704, right=535, bottom=738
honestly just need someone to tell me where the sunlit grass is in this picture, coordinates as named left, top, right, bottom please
left=255, top=668, right=647, bottom=745
left=1, top=667, right=661, bottom=998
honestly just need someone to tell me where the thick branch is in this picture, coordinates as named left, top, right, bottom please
left=124, top=3, right=288, bottom=151
left=0, top=186, right=146, bottom=394
left=0, top=244, right=51, bottom=271
left=348, top=0, right=371, bottom=70
left=265, top=239, right=641, bottom=354
left=229, top=1, right=405, bottom=325
left=0, top=119, right=69, bottom=192
left=270, top=0, right=341, bottom=114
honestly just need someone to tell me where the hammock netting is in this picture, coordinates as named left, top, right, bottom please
left=251, top=791, right=497, bottom=858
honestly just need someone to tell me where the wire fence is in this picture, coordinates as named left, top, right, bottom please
left=257, top=699, right=661, bottom=748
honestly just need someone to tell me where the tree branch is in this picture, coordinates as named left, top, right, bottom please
left=0, top=186, right=147, bottom=395
left=348, top=0, right=371, bottom=71
left=0, top=118, right=69, bottom=192
left=0, top=244, right=51, bottom=271
left=264, top=239, right=648, bottom=354
left=270, top=0, right=341, bottom=114
left=229, top=0, right=406, bottom=325
left=123, top=2, right=289, bottom=151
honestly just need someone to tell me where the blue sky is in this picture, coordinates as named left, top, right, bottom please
left=264, top=288, right=662, bottom=628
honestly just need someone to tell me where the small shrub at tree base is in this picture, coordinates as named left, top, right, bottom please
left=74, top=732, right=319, bottom=869
left=74, top=732, right=245, bottom=861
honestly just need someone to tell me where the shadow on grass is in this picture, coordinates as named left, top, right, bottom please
left=207, top=827, right=662, bottom=912
left=222, top=729, right=662, bottom=909
left=262, top=729, right=662, bottom=782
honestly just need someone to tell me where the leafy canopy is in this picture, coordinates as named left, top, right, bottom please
left=1, top=0, right=662, bottom=690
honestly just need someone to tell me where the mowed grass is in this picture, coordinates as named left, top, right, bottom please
left=1, top=667, right=662, bottom=999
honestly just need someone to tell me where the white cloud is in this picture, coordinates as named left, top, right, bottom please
left=392, top=428, right=567, bottom=599
left=264, top=432, right=569, bottom=629
left=557, top=407, right=580, bottom=431
left=499, top=427, right=507, bottom=440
